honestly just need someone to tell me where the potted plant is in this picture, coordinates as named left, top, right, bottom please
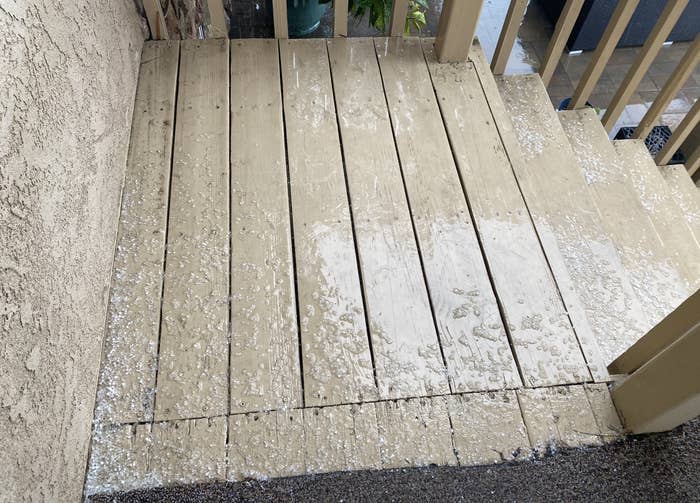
left=289, top=0, right=428, bottom=37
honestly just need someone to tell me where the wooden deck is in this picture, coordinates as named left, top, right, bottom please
left=87, top=37, right=700, bottom=495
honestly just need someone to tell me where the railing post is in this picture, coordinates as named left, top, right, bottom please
left=435, top=0, right=485, bottom=63
left=143, top=0, right=169, bottom=40
left=656, top=99, right=700, bottom=165
left=389, top=0, right=409, bottom=37
left=334, top=0, right=349, bottom=37
left=687, top=144, right=700, bottom=176
left=539, top=0, right=585, bottom=86
left=568, top=0, right=639, bottom=110
left=273, top=0, right=288, bottom=39
left=207, top=0, right=228, bottom=38
left=601, top=0, right=689, bottom=132
left=609, top=290, right=700, bottom=434
left=491, top=0, right=529, bottom=75
left=633, top=34, right=700, bottom=140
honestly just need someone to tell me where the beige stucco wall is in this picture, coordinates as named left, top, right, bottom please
left=0, top=2, right=145, bottom=501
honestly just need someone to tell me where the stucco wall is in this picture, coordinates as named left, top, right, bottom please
left=0, top=2, right=145, bottom=501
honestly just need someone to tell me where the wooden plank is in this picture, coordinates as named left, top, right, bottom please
left=334, top=0, right=348, bottom=37
left=491, top=0, right=529, bottom=75
left=375, top=397, right=457, bottom=468
left=279, top=39, right=377, bottom=406
left=389, top=0, right=409, bottom=37
left=229, top=39, right=301, bottom=414
left=227, top=409, right=305, bottom=481
left=584, top=383, right=625, bottom=440
left=490, top=67, right=650, bottom=381
left=633, top=34, right=700, bottom=140
left=657, top=98, right=700, bottom=165
left=446, top=391, right=530, bottom=465
left=611, top=317, right=700, bottom=434
left=150, top=417, right=227, bottom=486
left=556, top=109, right=687, bottom=331
left=98, top=41, right=179, bottom=424
left=328, top=38, right=448, bottom=399
left=143, top=0, right=169, bottom=40
left=614, top=140, right=700, bottom=288
left=601, top=0, right=689, bottom=132
left=609, top=279, right=700, bottom=375
left=539, top=0, right=585, bottom=86
left=207, top=0, right=228, bottom=38
left=660, top=164, right=700, bottom=241
left=375, top=37, right=522, bottom=391
left=424, top=40, right=590, bottom=387
left=272, top=0, right=288, bottom=39
left=435, top=0, right=484, bottom=63
left=303, top=403, right=380, bottom=474
left=155, top=39, right=230, bottom=421
left=517, top=386, right=603, bottom=450
left=568, top=0, right=639, bottom=110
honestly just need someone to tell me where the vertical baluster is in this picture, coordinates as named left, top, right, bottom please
left=435, top=0, right=485, bottom=63
left=334, top=0, right=349, bottom=37
left=144, top=0, right=169, bottom=40
left=491, top=0, right=529, bottom=75
left=656, top=99, right=700, bottom=165
left=207, top=0, right=228, bottom=38
left=601, top=0, right=689, bottom=132
left=568, top=0, right=639, bottom=110
left=273, top=0, right=288, bottom=39
left=390, top=0, right=410, bottom=37
left=539, top=0, right=585, bottom=86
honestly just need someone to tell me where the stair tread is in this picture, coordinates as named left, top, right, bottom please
left=558, top=108, right=690, bottom=326
left=659, top=164, right=700, bottom=243
left=491, top=69, right=646, bottom=373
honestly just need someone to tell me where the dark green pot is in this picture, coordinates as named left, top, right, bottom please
left=287, top=0, right=328, bottom=37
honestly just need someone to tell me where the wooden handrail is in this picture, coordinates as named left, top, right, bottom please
left=491, top=0, right=528, bottom=75
left=568, top=0, right=639, bottom=110
left=435, top=0, right=484, bottom=63
left=657, top=99, right=700, bottom=165
left=601, top=0, right=689, bottom=132
left=273, top=0, right=288, bottom=39
left=334, top=0, right=349, bottom=37
left=633, top=34, right=700, bottom=141
left=539, top=0, right=584, bottom=86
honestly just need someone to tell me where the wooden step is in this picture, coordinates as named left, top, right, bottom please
left=660, top=164, right=700, bottom=242
left=558, top=110, right=690, bottom=329
left=489, top=65, right=648, bottom=374
left=613, top=139, right=700, bottom=291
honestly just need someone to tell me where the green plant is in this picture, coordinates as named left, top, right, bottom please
left=320, top=0, right=428, bottom=34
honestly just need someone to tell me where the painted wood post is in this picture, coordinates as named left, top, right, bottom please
left=609, top=290, right=700, bottom=434
left=687, top=145, right=700, bottom=176
left=568, top=0, right=639, bottom=110
left=334, top=0, right=349, bottom=37
left=601, top=0, right=689, bottom=132
left=389, top=0, right=410, bottom=37
left=273, top=0, right=288, bottom=39
left=656, top=99, right=700, bottom=165
left=539, top=0, right=584, bottom=86
left=435, top=0, right=485, bottom=63
left=207, top=0, right=228, bottom=38
left=491, top=0, right=529, bottom=75
left=633, top=34, right=700, bottom=140
left=143, top=0, right=169, bottom=40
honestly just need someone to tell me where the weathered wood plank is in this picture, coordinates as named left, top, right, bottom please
left=334, top=0, right=348, bottom=37
left=229, top=39, right=301, bottom=414
left=557, top=109, right=687, bottom=341
left=304, top=403, right=380, bottom=474
left=328, top=37, right=448, bottom=399
left=227, top=409, right=305, bottom=481
left=375, top=37, right=521, bottom=391
left=424, top=39, right=589, bottom=387
left=155, top=39, right=230, bottom=420
left=279, top=39, right=377, bottom=406
left=614, top=140, right=700, bottom=289
left=517, top=385, right=602, bottom=450
left=375, top=397, right=457, bottom=468
left=491, top=0, right=529, bottom=74
left=272, top=0, right=288, bottom=38
left=660, top=164, right=700, bottom=242
left=584, top=383, right=625, bottom=439
left=539, top=0, right=585, bottom=86
left=98, top=41, right=179, bottom=424
left=447, top=391, right=530, bottom=465
left=488, top=66, right=649, bottom=376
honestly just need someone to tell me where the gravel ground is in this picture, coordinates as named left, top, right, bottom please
left=88, top=418, right=700, bottom=502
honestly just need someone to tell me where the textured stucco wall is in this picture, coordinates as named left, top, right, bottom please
left=0, top=1, right=145, bottom=501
